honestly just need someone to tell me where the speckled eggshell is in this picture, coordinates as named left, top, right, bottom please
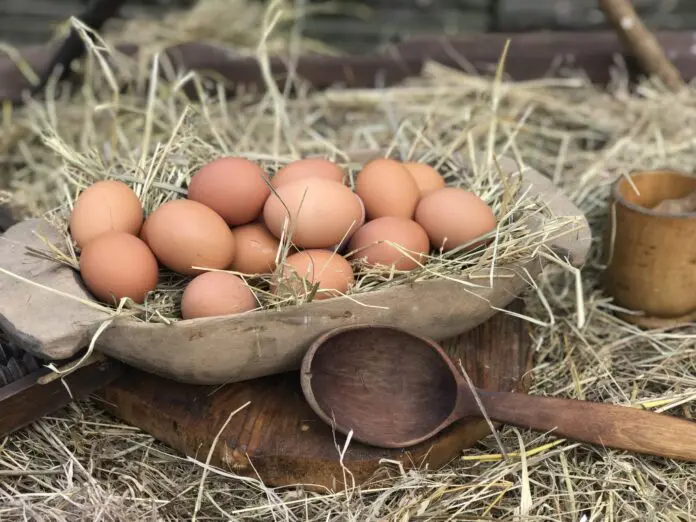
left=187, top=156, right=271, bottom=226
left=143, top=199, right=236, bottom=275
left=263, top=177, right=362, bottom=249
left=230, top=222, right=280, bottom=275
left=355, top=158, right=420, bottom=219
left=69, top=180, right=143, bottom=248
left=271, top=158, right=345, bottom=188
left=348, top=216, right=430, bottom=271
left=272, top=249, right=354, bottom=301
left=415, top=187, right=497, bottom=252
left=403, top=162, right=446, bottom=197
left=79, top=231, right=159, bottom=305
left=181, top=271, right=258, bottom=319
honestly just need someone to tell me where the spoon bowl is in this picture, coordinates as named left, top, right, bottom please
left=301, top=323, right=696, bottom=461
left=301, top=324, right=460, bottom=447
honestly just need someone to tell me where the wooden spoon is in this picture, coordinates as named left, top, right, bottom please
left=300, top=325, right=696, bottom=461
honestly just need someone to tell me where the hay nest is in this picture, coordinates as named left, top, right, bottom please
left=1, top=1, right=695, bottom=520
left=2, top=15, right=571, bottom=325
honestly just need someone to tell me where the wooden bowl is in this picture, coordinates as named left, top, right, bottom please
left=0, top=158, right=590, bottom=385
left=603, top=169, right=696, bottom=327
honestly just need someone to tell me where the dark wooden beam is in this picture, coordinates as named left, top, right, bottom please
left=391, top=30, right=696, bottom=84
left=0, top=355, right=125, bottom=438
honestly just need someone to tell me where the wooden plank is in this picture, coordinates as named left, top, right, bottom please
left=497, top=0, right=669, bottom=31
left=301, top=8, right=489, bottom=52
left=97, top=299, right=533, bottom=488
left=0, top=354, right=125, bottom=438
left=392, top=30, right=696, bottom=83
left=303, top=12, right=490, bottom=35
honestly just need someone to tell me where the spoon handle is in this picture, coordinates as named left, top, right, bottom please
left=477, top=391, right=696, bottom=461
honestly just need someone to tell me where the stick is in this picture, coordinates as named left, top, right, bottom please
left=598, top=0, right=685, bottom=91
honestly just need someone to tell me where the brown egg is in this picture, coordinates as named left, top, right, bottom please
left=271, top=158, right=345, bottom=188
left=333, top=194, right=366, bottom=253
left=415, top=188, right=497, bottom=252
left=263, top=177, right=362, bottom=249
left=70, top=180, right=143, bottom=248
left=79, top=231, right=158, bottom=305
left=273, top=249, right=354, bottom=301
left=348, top=217, right=430, bottom=271
left=181, top=271, right=257, bottom=319
left=187, top=156, right=271, bottom=226
left=230, top=222, right=280, bottom=275
left=139, top=215, right=151, bottom=244
left=143, top=199, right=236, bottom=275
left=355, top=158, right=420, bottom=219
left=403, top=162, right=446, bottom=197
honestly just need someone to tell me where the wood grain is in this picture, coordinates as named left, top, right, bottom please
left=0, top=160, right=589, bottom=386
left=96, top=299, right=532, bottom=488
left=10, top=31, right=696, bottom=106
left=599, top=0, right=685, bottom=91
left=0, top=355, right=125, bottom=438
left=602, top=170, right=696, bottom=326
left=473, top=390, right=696, bottom=462
left=297, top=316, right=696, bottom=461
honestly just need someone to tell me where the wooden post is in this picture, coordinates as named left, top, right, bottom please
left=599, top=0, right=685, bottom=91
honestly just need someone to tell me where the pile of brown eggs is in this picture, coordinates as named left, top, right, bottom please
left=69, top=156, right=496, bottom=320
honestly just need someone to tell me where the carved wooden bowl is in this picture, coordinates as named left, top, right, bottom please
left=0, top=159, right=590, bottom=385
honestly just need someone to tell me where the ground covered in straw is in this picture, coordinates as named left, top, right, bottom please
left=1, top=1, right=696, bottom=520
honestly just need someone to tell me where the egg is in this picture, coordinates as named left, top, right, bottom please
left=333, top=194, right=366, bottom=253
left=355, top=158, right=420, bottom=219
left=403, top=162, right=446, bottom=197
left=139, top=215, right=151, bottom=244
left=415, top=188, right=497, bottom=252
left=143, top=199, right=236, bottom=275
left=69, top=180, right=143, bottom=248
left=263, top=177, right=362, bottom=249
left=230, top=222, right=280, bottom=275
left=187, top=156, right=271, bottom=226
left=180, top=271, right=257, bottom=319
left=348, top=217, right=430, bottom=271
left=273, top=249, right=354, bottom=301
left=271, top=158, right=345, bottom=188
left=79, top=231, right=158, bottom=305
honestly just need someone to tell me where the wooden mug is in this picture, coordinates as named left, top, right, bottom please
left=602, top=169, right=696, bottom=327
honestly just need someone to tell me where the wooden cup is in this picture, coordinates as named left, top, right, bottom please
left=603, top=169, right=696, bottom=327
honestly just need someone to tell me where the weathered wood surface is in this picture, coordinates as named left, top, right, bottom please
left=96, top=298, right=533, bottom=488
left=0, top=354, right=125, bottom=438
left=0, top=160, right=589, bottom=385
left=0, top=0, right=690, bottom=51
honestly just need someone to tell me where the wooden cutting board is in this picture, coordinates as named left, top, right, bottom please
left=95, top=299, right=532, bottom=489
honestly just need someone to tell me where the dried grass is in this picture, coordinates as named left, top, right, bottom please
left=1, top=0, right=695, bottom=520
left=1, top=11, right=572, bottom=324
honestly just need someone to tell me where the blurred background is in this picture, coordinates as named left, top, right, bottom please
left=0, top=0, right=692, bottom=52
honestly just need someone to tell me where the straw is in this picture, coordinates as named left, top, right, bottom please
left=0, top=11, right=572, bottom=325
left=1, top=0, right=695, bottom=520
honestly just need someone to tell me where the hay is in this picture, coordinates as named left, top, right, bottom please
left=1, top=0, right=695, bottom=520
left=3, top=14, right=571, bottom=324
left=102, top=0, right=348, bottom=56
